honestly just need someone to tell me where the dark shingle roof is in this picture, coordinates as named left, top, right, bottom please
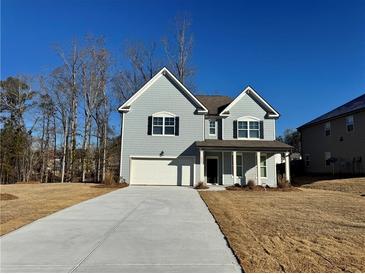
left=299, top=93, right=365, bottom=129
left=195, top=140, right=292, bottom=152
left=195, top=95, right=232, bottom=115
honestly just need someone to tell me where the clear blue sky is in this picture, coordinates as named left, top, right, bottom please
left=2, top=0, right=365, bottom=136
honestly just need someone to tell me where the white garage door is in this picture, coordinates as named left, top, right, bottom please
left=130, top=157, right=194, bottom=186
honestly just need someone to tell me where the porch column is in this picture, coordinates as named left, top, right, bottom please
left=200, top=149, right=205, bottom=182
left=285, top=152, right=291, bottom=182
left=232, top=151, right=237, bottom=184
left=256, top=151, right=261, bottom=185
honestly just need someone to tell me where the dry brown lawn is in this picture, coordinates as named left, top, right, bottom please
left=200, top=183, right=365, bottom=272
left=296, top=177, right=365, bottom=195
left=0, top=183, right=124, bottom=236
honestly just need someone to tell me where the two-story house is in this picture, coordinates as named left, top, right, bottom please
left=118, top=67, right=292, bottom=187
left=298, top=94, right=365, bottom=175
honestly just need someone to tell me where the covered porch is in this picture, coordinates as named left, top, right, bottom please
left=195, top=140, right=293, bottom=187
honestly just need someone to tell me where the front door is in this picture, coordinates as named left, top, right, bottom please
left=207, top=158, right=218, bottom=184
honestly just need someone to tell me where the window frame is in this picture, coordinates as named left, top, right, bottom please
left=232, top=153, right=243, bottom=178
left=151, top=111, right=176, bottom=136
left=209, top=120, right=217, bottom=136
left=345, top=115, right=354, bottom=132
left=324, top=122, right=331, bottom=136
left=260, top=154, right=267, bottom=178
left=237, top=116, right=260, bottom=139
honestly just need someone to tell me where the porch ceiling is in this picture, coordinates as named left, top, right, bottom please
left=195, top=139, right=293, bottom=152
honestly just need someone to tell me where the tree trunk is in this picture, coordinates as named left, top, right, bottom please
left=61, top=118, right=68, bottom=183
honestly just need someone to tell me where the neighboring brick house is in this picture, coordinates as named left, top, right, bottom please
left=298, top=94, right=365, bottom=175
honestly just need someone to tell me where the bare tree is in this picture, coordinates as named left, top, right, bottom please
left=80, top=37, right=109, bottom=182
left=163, top=14, right=194, bottom=84
left=49, top=67, right=71, bottom=183
left=112, top=41, right=160, bottom=104
left=54, top=42, right=81, bottom=181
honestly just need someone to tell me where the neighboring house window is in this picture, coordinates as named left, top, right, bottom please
left=346, top=115, right=354, bottom=132
left=237, top=117, right=260, bottom=139
left=325, top=152, right=331, bottom=167
left=304, top=154, right=310, bottom=167
left=209, top=120, right=216, bottom=135
left=324, top=122, right=331, bottom=136
left=260, top=154, right=267, bottom=178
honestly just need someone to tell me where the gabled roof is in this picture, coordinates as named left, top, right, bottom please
left=218, top=86, right=280, bottom=118
left=118, top=67, right=208, bottom=113
left=298, top=93, right=365, bottom=129
left=195, top=95, right=232, bottom=116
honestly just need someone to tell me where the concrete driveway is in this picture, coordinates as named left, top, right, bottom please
left=0, top=186, right=241, bottom=273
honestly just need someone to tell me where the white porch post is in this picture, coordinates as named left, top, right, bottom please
left=232, top=151, right=237, bottom=184
left=257, top=151, right=261, bottom=185
left=200, top=149, right=205, bottom=182
left=285, top=152, right=291, bottom=182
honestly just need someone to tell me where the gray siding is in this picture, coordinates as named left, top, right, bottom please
left=121, top=75, right=204, bottom=183
left=301, top=110, right=365, bottom=175
left=223, top=94, right=276, bottom=140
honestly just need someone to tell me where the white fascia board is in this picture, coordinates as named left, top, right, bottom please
left=219, top=86, right=280, bottom=118
left=118, top=67, right=208, bottom=113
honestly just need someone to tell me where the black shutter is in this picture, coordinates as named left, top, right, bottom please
left=175, top=117, right=179, bottom=136
left=233, top=120, right=237, bottom=139
left=147, top=116, right=152, bottom=135
left=260, top=121, right=264, bottom=139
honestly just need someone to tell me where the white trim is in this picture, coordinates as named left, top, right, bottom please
left=118, top=67, right=208, bottom=113
left=119, top=113, right=125, bottom=182
left=206, top=156, right=220, bottom=184
left=222, top=118, right=225, bottom=139
left=256, top=152, right=261, bottom=185
left=285, top=152, right=290, bottom=182
left=200, top=149, right=205, bottom=182
left=152, top=111, right=176, bottom=117
left=221, top=151, right=225, bottom=185
left=232, top=151, right=237, bottom=184
left=219, top=86, right=280, bottom=118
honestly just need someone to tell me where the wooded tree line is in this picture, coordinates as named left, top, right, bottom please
left=0, top=15, right=194, bottom=184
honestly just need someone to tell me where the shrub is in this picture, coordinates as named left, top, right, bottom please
left=247, top=180, right=256, bottom=189
left=103, top=171, right=117, bottom=185
left=278, top=180, right=291, bottom=189
left=194, top=181, right=209, bottom=189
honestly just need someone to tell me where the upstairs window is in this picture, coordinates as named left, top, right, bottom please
left=209, top=120, right=216, bottom=135
left=324, top=122, right=331, bottom=136
left=149, top=112, right=179, bottom=136
left=153, top=117, right=163, bottom=135
left=346, top=116, right=354, bottom=132
left=164, top=117, right=175, bottom=135
left=237, top=118, right=260, bottom=139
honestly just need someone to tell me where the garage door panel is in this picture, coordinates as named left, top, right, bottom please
left=130, top=158, right=194, bottom=186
